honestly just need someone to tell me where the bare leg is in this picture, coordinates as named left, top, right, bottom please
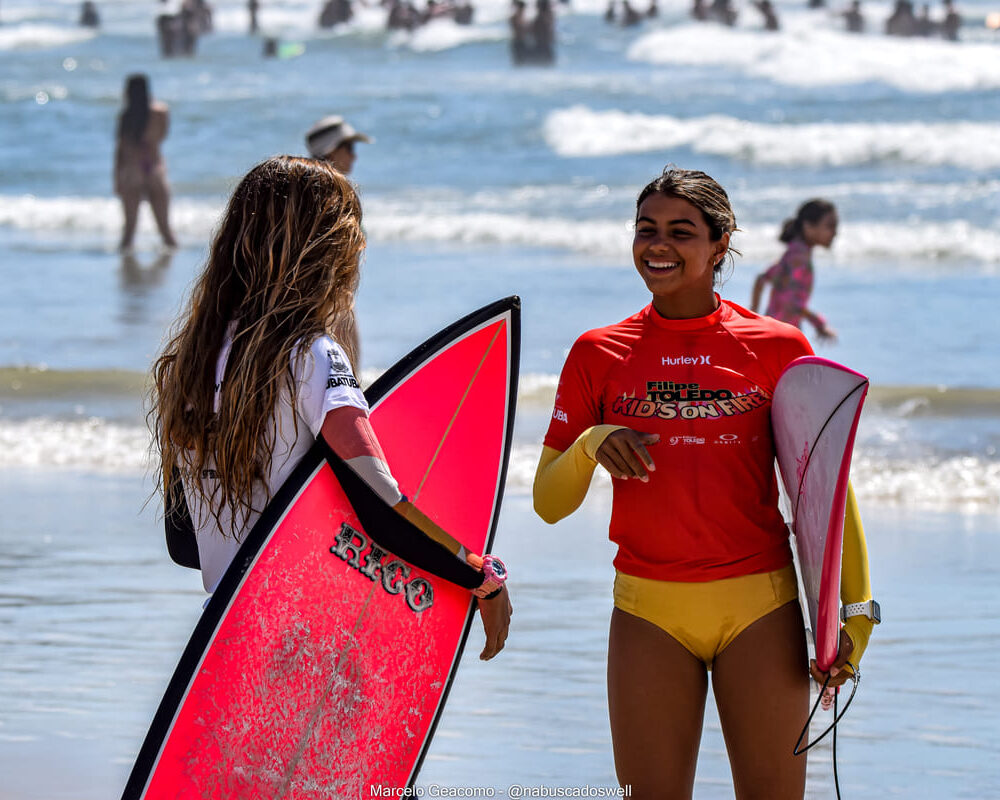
left=711, top=601, right=809, bottom=800
left=118, top=187, right=142, bottom=251
left=608, top=608, right=708, bottom=799
left=147, top=174, right=178, bottom=248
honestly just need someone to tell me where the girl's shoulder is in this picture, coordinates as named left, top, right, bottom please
left=783, top=237, right=810, bottom=260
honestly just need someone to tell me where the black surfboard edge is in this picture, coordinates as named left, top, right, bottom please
left=121, top=296, right=521, bottom=799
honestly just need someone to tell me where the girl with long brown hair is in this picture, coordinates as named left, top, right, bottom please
left=151, top=156, right=511, bottom=659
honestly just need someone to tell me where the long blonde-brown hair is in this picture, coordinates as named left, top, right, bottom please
left=151, top=156, right=364, bottom=532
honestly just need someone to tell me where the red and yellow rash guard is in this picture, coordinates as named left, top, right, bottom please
left=536, top=298, right=876, bottom=663
left=542, top=299, right=812, bottom=582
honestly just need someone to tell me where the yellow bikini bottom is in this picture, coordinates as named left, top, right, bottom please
left=613, top=564, right=799, bottom=668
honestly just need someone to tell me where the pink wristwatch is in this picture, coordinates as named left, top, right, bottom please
left=470, top=554, right=507, bottom=599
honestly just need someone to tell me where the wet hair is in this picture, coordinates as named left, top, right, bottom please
left=779, top=198, right=836, bottom=243
left=118, top=73, right=150, bottom=145
left=636, top=166, right=741, bottom=280
left=150, top=156, right=365, bottom=533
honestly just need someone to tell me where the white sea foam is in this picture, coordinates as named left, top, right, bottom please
left=0, top=24, right=95, bottom=51
left=543, top=105, right=1000, bottom=170
left=0, top=417, right=151, bottom=474
left=393, top=19, right=507, bottom=52
left=627, top=22, right=1000, bottom=93
left=1, top=416, right=995, bottom=510
left=3, top=192, right=1000, bottom=266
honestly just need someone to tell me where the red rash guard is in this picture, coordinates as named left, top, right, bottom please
left=544, top=298, right=813, bottom=582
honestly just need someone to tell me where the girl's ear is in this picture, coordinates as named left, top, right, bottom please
left=714, top=231, right=731, bottom=264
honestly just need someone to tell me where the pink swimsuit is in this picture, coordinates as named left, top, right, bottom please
left=763, top=239, right=813, bottom=328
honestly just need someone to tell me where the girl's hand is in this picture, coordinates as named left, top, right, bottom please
left=596, top=429, right=658, bottom=482
left=477, top=585, right=512, bottom=660
left=816, top=323, right=838, bottom=342
left=809, top=629, right=855, bottom=710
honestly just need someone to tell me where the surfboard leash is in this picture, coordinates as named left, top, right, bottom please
left=793, top=662, right=860, bottom=800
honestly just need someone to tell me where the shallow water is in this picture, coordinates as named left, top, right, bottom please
left=1, top=473, right=999, bottom=798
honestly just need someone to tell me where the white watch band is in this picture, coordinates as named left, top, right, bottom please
left=841, top=600, right=881, bottom=624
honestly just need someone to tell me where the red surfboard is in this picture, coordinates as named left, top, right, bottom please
left=122, top=297, right=520, bottom=798
left=771, top=356, right=868, bottom=672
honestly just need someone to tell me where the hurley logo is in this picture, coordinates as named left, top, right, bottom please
left=662, top=355, right=711, bottom=366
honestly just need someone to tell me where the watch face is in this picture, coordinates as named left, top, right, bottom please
left=871, top=601, right=881, bottom=624
left=490, top=557, right=507, bottom=580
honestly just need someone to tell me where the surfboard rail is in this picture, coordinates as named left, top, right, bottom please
left=772, top=355, right=868, bottom=672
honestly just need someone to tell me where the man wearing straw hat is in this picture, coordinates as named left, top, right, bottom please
left=304, top=115, right=373, bottom=175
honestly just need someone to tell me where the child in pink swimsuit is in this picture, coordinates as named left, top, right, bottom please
left=751, top=198, right=838, bottom=340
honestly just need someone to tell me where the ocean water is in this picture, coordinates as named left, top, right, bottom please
left=1, top=0, right=999, bottom=797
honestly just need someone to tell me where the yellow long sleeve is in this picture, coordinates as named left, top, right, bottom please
left=840, top=482, right=876, bottom=665
left=533, top=425, right=626, bottom=523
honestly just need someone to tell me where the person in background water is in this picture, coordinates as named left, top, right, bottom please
left=79, top=1, right=100, bottom=27
left=534, top=167, right=877, bottom=797
left=510, top=0, right=554, bottom=64
left=941, top=0, right=961, bottom=39
left=305, top=115, right=372, bottom=176
left=751, top=198, right=838, bottom=341
left=304, top=115, right=372, bottom=363
left=530, top=0, right=555, bottom=61
left=914, top=3, right=937, bottom=34
left=319, top=0, right=353, bottom=27
left=621, top=0, right=642, bottom=25
left=709, top=0, right=737, bottom=26
left=248, top=0, right=259, bottom=33
left=113, top=74, right=177, bottom=252
left=841, top=0, right=864, bottom=32
left=885, top=0, right=917, bottom=34
left=754, top=0, right=780, bottom=29
left=150, top=157, right=512, bottom=657
left=510, top=0, right=530, bottom=59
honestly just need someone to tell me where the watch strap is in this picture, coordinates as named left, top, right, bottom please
left=841, top=599, right=880, bottom=624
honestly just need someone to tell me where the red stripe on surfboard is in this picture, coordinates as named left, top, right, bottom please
left=369, top=318, right=509, bottom=551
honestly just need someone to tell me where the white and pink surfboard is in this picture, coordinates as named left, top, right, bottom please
left=771, top=356, right=868, bottom=672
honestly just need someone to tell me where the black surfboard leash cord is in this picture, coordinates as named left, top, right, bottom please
left=793, top=663, right=860, bottom=800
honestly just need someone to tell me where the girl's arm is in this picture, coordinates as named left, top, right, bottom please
left=809, top=482, right=878, bottom=690
left=801, top=308, right=837, bottom=340
left=839, top=482, right=875, bottom=664
left=322, top=405, right=511, bottom=659
left=750, top=271, right=770, bottom=313
left=533, top=424, right=627, bottom=523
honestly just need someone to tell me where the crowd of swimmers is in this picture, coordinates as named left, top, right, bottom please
left=30, top=0, right=969, bottom=59
left=685, top=0, right=962, bottom=36
left=603, top=0, right=658, bottom=27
